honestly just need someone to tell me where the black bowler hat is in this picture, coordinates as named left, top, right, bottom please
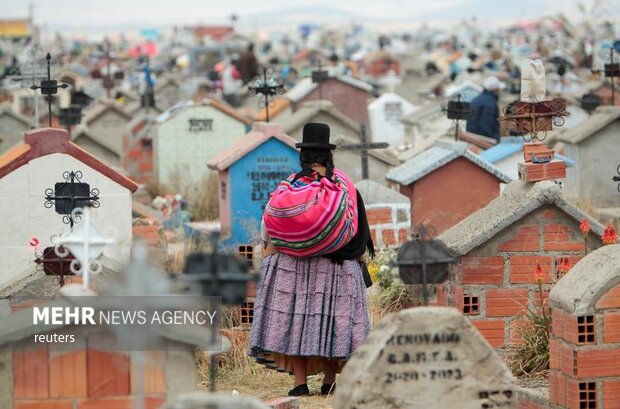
left=295, top=123, right=336, bottom=150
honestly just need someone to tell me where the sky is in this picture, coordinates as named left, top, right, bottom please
left=0, top=0, right=618, bottom=34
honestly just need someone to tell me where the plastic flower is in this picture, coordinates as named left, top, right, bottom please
left=579, top=219, right=591, bottom=236
left=534, top=263, right=546, bottom=284
left=602, top=224, right=618, bottom=245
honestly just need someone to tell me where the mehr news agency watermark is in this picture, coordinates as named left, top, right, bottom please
left=17, top=296, right=222, bottom=350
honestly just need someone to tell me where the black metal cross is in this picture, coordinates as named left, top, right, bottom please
left=338, top=123, right=389, bottom=180
left=58, top=104, right=83, bottom=134
left=443, top=94, right=470, bottom=141
left=247, top=67, right=285, bottom=122
left=311, top=59, right=329, bottom=100
left=30, top=53, right=69, bottom=127
left=44, top=171, right=100, bottom=227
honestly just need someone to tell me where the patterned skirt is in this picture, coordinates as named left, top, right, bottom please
left=248, top=252, right=370, bottom=375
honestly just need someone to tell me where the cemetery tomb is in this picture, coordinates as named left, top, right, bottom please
left=368, top=92, right=418, bottom=150
left=207, top=122, right=298, bottom=249
left=0, top=128, right=137, bottom=292
left=285, top=75, right=373, bottom=125
left=550, top=106, right=620, bottom=208
left=71, top=101, right=133, bottom=166
left=334, top=307, right=516, bottom=409
left=386, top=140, right=511, bottom=237
left=154, top=99, right=251, bottom=190
left=437, top=180, right=604, bottom=348
left=548, top=244, right=620, bottom=409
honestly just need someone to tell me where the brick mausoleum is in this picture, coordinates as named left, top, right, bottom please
left=437, top=180, right=604, bottom=347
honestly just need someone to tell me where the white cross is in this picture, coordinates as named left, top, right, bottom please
left=53, top=206, right=115, bottom=289
left=4, top=44, right=48, bottom=128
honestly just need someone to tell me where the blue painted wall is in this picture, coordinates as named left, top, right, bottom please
left=225, top=137, right=298, bottom=247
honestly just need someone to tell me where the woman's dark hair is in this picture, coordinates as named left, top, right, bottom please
left=296, top=149, right=335, bottom=180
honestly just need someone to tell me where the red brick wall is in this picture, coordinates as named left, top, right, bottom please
left=549, top=275, right=620, bottom=408
left=121, top=130, right=154, bottom=185
left=440, top=206, right=600, bottom=348
left=366, top=204, right=410, bottom=248
left=291, top=78, right=370, bottom=125
left=407, top=158, right=502, bottom=238
left=12, top=347, right=166, bottom=409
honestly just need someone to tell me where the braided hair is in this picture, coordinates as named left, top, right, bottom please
left=294, top=149, right=335, bottom=181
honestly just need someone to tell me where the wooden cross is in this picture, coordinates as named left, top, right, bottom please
left=30, top=53, right=69, bottom=127
left=338, top=123, right=389, bottom=180
left=311, top=59, right=329, bottom=99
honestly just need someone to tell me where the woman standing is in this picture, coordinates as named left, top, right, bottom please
left=249, top=123, right=373, bottom=396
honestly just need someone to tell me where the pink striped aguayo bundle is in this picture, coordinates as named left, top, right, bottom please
left=263, top=168, right=358, bottom=257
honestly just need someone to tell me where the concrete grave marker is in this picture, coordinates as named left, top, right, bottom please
left=335, top=307, right=515, bottom=409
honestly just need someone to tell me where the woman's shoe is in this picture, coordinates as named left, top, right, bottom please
left=288, top=384, right=310, bottom=396
left=321, top=383, right=336, bottom=395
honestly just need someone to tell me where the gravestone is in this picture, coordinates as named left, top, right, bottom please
left=335, top=307, right=516, bottom=409
left=162, top=392, right=271, bottom=409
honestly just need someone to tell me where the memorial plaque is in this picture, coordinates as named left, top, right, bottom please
left=335, top=307, right=515, bottom=409
left=188, top=118, right=213, bottom=132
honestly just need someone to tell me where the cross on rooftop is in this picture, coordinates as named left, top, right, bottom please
left=248, top=67, right=285, bottom=122
left=4, top=44, right=47, bottom=128
left=30, top=53, right=69, bottom=127
left=53, top=206, right=115, bottom=289
left=443, top=94, right=470, bottom=141
left=311, top=59, right=329, bottom=99
left=338, top=123, right=389, bottom=180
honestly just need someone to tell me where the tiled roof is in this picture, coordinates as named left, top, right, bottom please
left=0, top=128, right=138, bottom=192
left=385, top=140, right=512, bottom=186
left=438, top=180, right=605, bottom=256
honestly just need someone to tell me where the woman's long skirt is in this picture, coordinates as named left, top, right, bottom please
left=248, top=253, right=370, bottom=375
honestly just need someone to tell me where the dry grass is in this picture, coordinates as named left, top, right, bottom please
left=506, top=303, right=550, bottom=377
left=197, top=330, right=334, bottom=408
